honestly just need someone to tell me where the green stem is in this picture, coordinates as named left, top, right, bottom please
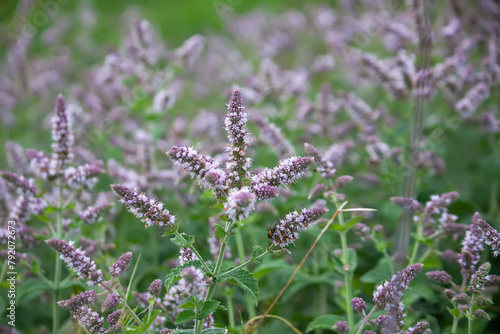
left=195, top=221, right=231, bottom=334
left=220, top=249, right=269, bottom=277
left=408, top=218, right=423, bottom=265
left=53, top=182, right=63, bottom=334
left=337, top=208, right=354, bottom=330
left=235, top=227, right=256, bottom=318
left=468, top=294, right=475, bottom=334
left=451, top=313, right=459, bottom=334
left=0, top=261, right=7, bottom=284
left=225, top=288, right=235, bottom=329
left=355, top=305, right=377, bottom=334
left=124, top=304, right=144, bottom=327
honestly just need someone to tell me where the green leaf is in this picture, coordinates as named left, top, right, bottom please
left=18, top=279, right=53, bottom=301
left=306, top=314, right=345, bottom=332
left=170, top=234, right=195, bottom=247
left=210, top=202, right=224, bottom=209
left=164, top=260, right=209, bottom=291
left=179, top=299, right=196, bottom=309
left=198, top=300, right=221, bottom=319
left=360, top=257, right=392, bottom=284
left=330, top=216, right=365, bottom=232
left=219, top=268, right=259, bottom=302
left=251, top=246, right=265, bottom=263
left=214, top=224, right=227, bottom=239
left=175, top=310, right=197, bottom=324
left=253, top=259, right=289, bottom=279
left=31, top=259, right=41, bottom=275
left=135, top=309, right=162, bottom=332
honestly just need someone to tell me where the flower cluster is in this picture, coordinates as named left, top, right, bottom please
left=224, top=187, right=256, bottom=222
left=46, top=239, right=103, bottom=285
left=373, top=263, right=424, bottom=330
left=178, top=266, right=207, bottom=299
left=179, top=247, right=199, bottom=265
left=58, top=290, right=105, bottom=333
left=111, top=184, right=177, bottom=230
left=459, top=213, right=485, bottom=277
left=477, top=219, right=500, bottom=257
left=64, top=162, right=104, bottom=189
left=49, top=94, right=74, bottom=176
left=109, top=252, right=132, bottom=277
left=270, top=207, right=328, bottom=248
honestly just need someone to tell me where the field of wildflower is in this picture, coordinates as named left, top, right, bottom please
left=0, top=0, right=499, bottom=333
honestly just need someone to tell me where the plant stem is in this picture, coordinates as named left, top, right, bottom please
left=451, top=313, right=459, bottom=334
left=53, top=182, right=63, bottom=334
left=408, top=218, right=423, bottom=265
left=220, top=249, right=269, bottom=277
left=337, top=207, right=354, bottom=330
left=195, top=221, right=231, bottom=334
left=355, top=305, right=377, bottom=334
left=235, top=226, right=256, bottom=318
left=225, top=288, right=235, bottom=329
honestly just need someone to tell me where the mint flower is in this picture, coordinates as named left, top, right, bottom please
left=270, top=207, right=328, bottom=248
left=477, top=219, right=500, bottom=257
left=459, top=213, right=484, bottom=276
left=251, top=156, right=314, bottom=189
left=468, top=262, right=491, bottom=293
left=64, top=162, right=104, bottom=189
left=50, top=94, right=74, bottom=177
left=225, top=88, right=251, bottom=189
left=179, top=247, right=199, bottom=265
left=0, top=171, right=36, bottom=196
left=109, top=252, right=132, bottom=277
left=46, top=239, right=103, bottom=285
left=179, top=267, right=207, bottom=299
left=224, top=186, right=256, bottom=221
left=58, top=290, right=97, bottom=311
left=111, top=184, right=177, bottom=230
left=304, top=143, right=336, bottom=178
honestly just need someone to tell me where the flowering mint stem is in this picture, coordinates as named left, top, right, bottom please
left=235, top=227, right=256, bottom=318
left=337, top=206, right=354, bottom=330
left=468, top=294, right=474, bottom=334
left=53, top=181, right=63, bottom=334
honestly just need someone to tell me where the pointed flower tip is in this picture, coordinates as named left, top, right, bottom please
left=56, top=94, right=66, bottom=112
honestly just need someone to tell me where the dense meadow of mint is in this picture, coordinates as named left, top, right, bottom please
left=0, top=1, right=499, bottom=333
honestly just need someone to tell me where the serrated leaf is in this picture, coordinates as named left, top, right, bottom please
left=170, top=234, right=195, bottom=247
left=179, top=299, right=196, bottom=309
left=306, top=314, right=345, bottom=332
left=198, top=300, right=221, bottom=319
left=251, top=246, right=265, bottom=263
left=214, top=224, right=227, bottom=239
left=164, top=260, right=209, bottom=291
left=175, top=309, right=197, bottom=324
left=219, top=268, right=259, bottom=302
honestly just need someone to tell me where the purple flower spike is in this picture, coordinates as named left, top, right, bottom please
left=179, top=247, right=199, bottom=264
left=102, top=293, right=121, bottom=311
left=111, top=184, right=177, bottom=230
left=251, top=156, right=314, bottom=189
left=373, top=263, right=423, bottom=310
left=426, top=270, right=453, bottom=284
left=167, top=146, right=220, bottom=187
left=179, top=267, right=207, bottom=299
left=27, top=149, right=51, bottom=180
left=252, top=183, right=279, bottom=200
left=225, top=88, right=251, bottom=189
left=224, top=186, right=256, bottom=221
left=149, top=279, right=163, bottom=297
left=109, top=252, right=132, bottom=277
left=58, top=290, right=97, bottom=311
left=108, top=310, right=122, bottom=325
left=64, top=162, right=104, bottom=189
left=477, top=219, right=500, bottom=257
left=373, top=263, right=423, bottom=330
left=46, top=239, right=103, bottom=285
left=468, top=262, right=491, bottom=293
left=0, top=171, right=37, bottom=196
left=270, top=207, right=328, bottom=248
left=71, top=306, right=105, bottom=333
left=405, top=321, right=431, bottom=334
left=50, top=94, right=74, bottom=177
left=351, top=297, right=367, bottom=314
left=459, top=213, right=484, bottom=276
left=304, top=143, right=336, bottom=178
left=332, top=321, right=350, bottom=334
